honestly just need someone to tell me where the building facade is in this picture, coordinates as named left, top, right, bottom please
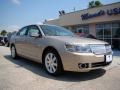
left=44, top=2, right=120, bottom=49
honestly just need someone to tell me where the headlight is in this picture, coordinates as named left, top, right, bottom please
left=105, top=44, right=112, bottom=53
left=65, top=43, right=91, bottom=53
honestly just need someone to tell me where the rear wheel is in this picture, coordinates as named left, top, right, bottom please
left=11, top=45, right=18, bottom=59
left=43, top=50, right=63, bottom=76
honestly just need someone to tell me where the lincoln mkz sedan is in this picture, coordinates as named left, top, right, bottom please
left=10, top=24, right=113, bottom=75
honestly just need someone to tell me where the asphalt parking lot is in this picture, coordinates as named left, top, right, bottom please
left=0, top=46, right=120, bottom=90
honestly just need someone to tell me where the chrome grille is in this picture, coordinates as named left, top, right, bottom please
left=90, top=44, right=107, bottom=55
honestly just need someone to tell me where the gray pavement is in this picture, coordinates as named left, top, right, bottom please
left=0, top=46, right=120, bottom=90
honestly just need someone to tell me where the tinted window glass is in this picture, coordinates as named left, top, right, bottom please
left=104, top=23, right=111, bottom=28
left=112, top=23, right=120, bottom=27
left=40, top=25, right=74, bottom=36
left=78, top=29, right=82, bottom=33
left=112, top=28, right=120, bottom=38
left=18, top=27, right=28, bottom=36
left=28, top=25, right=40, bottom=36
left=104, top=28, right=111, bottom=38
left=96, top=28, right=104, bottom=39
left=96, top=24, right=103, bottom=28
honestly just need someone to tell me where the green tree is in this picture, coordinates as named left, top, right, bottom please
left=88, top=0, right=103, bottom=8
left=95, top=1, right=102, bottom=6
left=0, top=30, right=7, bottom=36
left=89, top=1, right=95, bottom=8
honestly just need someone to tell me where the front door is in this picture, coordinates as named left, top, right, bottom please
left=25, top=25, right=43, bottom=62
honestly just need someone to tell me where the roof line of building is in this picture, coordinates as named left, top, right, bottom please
left=62, top=2, right=120, bottom=16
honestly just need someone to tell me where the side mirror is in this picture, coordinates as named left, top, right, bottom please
left=30, top=32, right=40, bottom=37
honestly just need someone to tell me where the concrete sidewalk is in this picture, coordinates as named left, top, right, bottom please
left=0, top=46, right=120, bottom=90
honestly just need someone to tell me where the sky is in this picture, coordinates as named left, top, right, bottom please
left=0, top=0, right=120, bottom=32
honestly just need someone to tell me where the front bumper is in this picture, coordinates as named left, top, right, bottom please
left=61, top=52, right=112, bottom=72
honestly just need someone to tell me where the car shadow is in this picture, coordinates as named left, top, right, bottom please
left=4, top=55, right=106, bottom=82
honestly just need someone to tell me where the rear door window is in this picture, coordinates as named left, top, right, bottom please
left=17, top=27, right=28, bottom=36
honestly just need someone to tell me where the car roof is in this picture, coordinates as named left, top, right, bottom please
left=24, top=24, right=58, bottom=27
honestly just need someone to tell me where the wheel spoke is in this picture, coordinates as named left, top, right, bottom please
left=52, top=56, right=56, bottom=62
left=46, top=62, right=49, bottom=66
left=49, top=53, right=53, bottom=60
left=46, top=55, right=50, bottom=61
left=53, top=63, right=57, bottom=67
left=51, top=65, right=56, bottom=72
left=49, top=66, right=53, bottom=72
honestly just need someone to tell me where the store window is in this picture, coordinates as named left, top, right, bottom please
left=104, top=23, right=111, bottom=38
left=112, top=28, right=120, bottom=38
left=96, top=28, right=104, bottom=39
left=96, top=22, right=120, bottom=50
left=73, top=25, right=89, bottom=36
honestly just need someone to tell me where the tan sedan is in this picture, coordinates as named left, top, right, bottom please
left=10, top=24, right=113, bottom=75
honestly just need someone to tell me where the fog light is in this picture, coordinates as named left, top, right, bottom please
left=78, top=63, right=89, bottom=69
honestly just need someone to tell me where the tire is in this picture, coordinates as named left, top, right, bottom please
left=5, top=42, right=9, bottom=47
left=11, top=45, right=18, bottom=59
left=43, top=49, right=63, bottom=76
left=1, top=42, right=4, bottom=46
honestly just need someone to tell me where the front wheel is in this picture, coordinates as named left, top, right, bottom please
left=43, top=50, right=63, bottom=76
left=11, top=45, right=18, bottom=59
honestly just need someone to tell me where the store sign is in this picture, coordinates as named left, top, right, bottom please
left=81, top=7, right=120, bottom=20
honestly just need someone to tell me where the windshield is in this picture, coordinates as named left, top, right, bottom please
left=40, top=25, right=74, bottom=36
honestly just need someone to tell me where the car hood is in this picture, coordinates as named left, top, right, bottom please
left=47, top=36, right=108, bottom=45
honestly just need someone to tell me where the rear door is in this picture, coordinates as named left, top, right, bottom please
left=15, top=26, right=28, bottom=56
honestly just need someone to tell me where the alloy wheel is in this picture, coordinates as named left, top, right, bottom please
left=45, top=53, right=58, bottom=73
